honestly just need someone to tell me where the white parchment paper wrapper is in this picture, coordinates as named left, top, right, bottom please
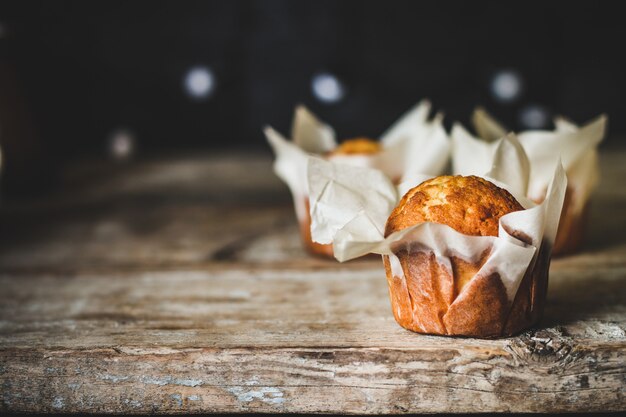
left=454, top=108, right=606, bottom=212
left=265, top=100, right=450, bottom=224
left=308, top=135, right=567, bottom=305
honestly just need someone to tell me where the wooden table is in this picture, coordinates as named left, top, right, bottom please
left=1, top=150, right=625, bottom=414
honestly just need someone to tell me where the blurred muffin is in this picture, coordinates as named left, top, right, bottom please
left=468, top=109, right=607, bottom=257
left=300, top=198, right=335, bottom=258
left=327, top=137, right=382, bottom=156
left=303, top=137, right=382, bottom=257
left=267, top=101, right=451, bottom=260
left=547, top=187, right=587, bottom=256
left=383, top=175, right=532, bottom=337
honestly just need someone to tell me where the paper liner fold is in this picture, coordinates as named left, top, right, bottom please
left=468, top=109, right=605, bottom=202
left=455, top=109, right=606, bottom=255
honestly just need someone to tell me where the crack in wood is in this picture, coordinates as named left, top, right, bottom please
left=211, top=219, right=289, bottom=261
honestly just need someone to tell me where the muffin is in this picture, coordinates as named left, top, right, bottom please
left=302, top=137, right=382, bottom=257
left=382, top=175, right=540, bottom=337
left=526, top=184, right=587, bottom=256
left=543, top=187, right=588, bottom=256
left=266, top=101, right=451, bottom=260
left=300, top=197, right=335, bottom=257
left=306, top=136, right=565, bottom=338
left=468, top=109, right=607, bottom=257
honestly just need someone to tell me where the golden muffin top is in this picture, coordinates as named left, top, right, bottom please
left=328, top=137, right=381, bottom=156
left=385, top=175, right=524, bottom=238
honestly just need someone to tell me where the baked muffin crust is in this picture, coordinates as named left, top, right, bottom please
left=385, top=175, right=524, bottom=237
left=329, top=137, right=381, bottom=156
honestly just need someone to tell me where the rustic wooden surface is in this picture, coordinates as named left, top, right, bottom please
left=1, top=150, right=625, bottom=414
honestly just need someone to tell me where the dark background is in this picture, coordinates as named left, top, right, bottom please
left=0, top=0, right=624, bottom=193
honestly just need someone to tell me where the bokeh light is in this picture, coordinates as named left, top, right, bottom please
left=490, top=70, right=523, bottom=103
left=108, top=128, right=135, bottom=160
left=183, top=66, right=215, bottom=100
left=518, top=104, right=550, bottom=129
left=311, top=72, right=345, bottom=103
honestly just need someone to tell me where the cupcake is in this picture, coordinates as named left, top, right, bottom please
left=265, top=101, right=449, bottom=258
left=453, top=109, right=607, bottom=256
left=307, top=135, right=567, bottom=337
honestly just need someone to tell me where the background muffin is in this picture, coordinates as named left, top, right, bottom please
left=464, top=110, right=607, bottom=256
left=266, top=101, right=450, bottom=259
left=304, top=138, right=383, bottom=257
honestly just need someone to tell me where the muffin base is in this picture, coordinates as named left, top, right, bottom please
left=383, top=241, right=551, bottom=338
left=299, top=198, right=334, bottom=258
left=553, top=192, right=589, bottom=256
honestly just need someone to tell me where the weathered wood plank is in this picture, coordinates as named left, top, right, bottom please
left=1, top=151, right=625, bottom=272
left=1, top=149, right=625, bottom=413
left=0, top=264, right=624, bottom=348
left=1, top=265, right=625, bottom=413
left=2, top=342, right=623, bottom=414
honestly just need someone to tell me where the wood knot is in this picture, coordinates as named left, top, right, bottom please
left=509, top=327, right=577, bottom=364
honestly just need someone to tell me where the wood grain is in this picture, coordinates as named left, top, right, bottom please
left=1, top=150, right=625, bottom=413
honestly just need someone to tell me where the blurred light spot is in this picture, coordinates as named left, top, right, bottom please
left=518, top=104, right=550, bottom=129
left=490, top=70, right=523, bottom=103
left=109, top=129, right=135, bottom=160
left=184, top=66, right=215, bottom=100
left=311, top=72, right=345, bottom=103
